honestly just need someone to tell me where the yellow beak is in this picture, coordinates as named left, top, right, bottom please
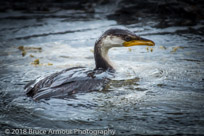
left=123, top=38, right=155, bottom=47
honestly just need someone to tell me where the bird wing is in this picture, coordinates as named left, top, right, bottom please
left=25, top=67, right=84, bottom=97
left=25, top=67, right=110, bottom=100
left=32, top=78, right=108, bottom=100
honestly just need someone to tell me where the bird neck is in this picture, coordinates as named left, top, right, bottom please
left=94, top=41, right=114, bottom=70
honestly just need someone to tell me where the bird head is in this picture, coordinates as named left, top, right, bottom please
left=99, top=28, right=155, bottom=49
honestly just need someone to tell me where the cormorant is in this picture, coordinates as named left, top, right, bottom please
left=25, top=28, right=155, bottom=100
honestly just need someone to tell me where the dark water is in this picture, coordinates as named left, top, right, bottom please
left=0, top=5, right=204, bottom=136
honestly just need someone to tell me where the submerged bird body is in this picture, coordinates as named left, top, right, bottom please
left=25, top=28, right=155, bottom=100
left=26, top=67, right=113, bottom=100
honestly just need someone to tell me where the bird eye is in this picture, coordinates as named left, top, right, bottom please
left=125, top=36, right=131, bottom=41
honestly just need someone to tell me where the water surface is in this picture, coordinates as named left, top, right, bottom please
left=0, top=8, right=204, bottom=136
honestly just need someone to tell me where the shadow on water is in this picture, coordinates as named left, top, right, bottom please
left=0, top=0, right=204, bottom=135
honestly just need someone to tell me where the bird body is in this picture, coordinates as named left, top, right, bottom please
left=25, top=28, right=155, bottom=100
